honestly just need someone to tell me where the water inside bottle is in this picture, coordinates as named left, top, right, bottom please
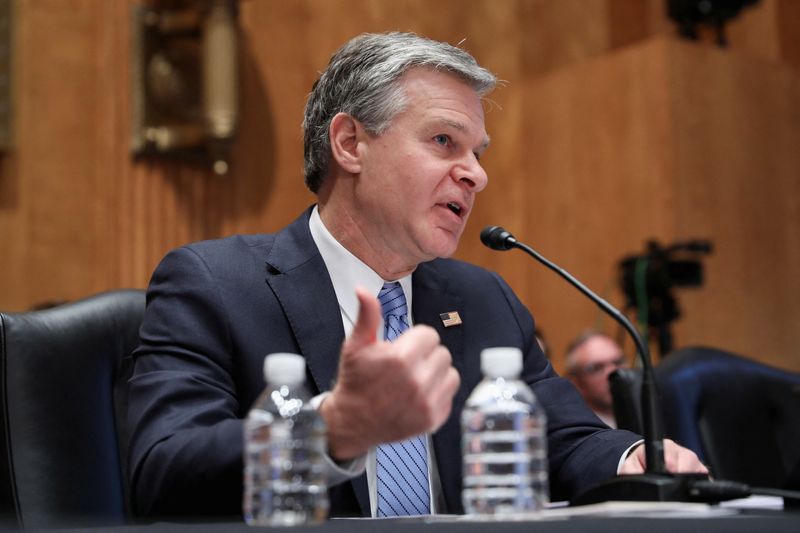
left=243, top=407, right=329, bottom=526
left=462, top=393, right=548, bottom=514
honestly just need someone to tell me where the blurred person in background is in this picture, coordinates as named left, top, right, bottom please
left=566, top=330, right=627, bottom=428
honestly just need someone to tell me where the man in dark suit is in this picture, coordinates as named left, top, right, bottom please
left=128, top=32, right=705, bottom=519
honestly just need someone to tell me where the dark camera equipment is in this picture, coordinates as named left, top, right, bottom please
left=620, top=239, right=712, bottom=358
left=667, top=0, right=760, bottom=46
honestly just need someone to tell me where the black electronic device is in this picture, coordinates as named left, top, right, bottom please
left=667, top=0, right=760, bottom=46
left=619, top=239, right=712, bottom=357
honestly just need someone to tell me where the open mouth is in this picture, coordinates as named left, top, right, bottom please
left=446, top=201, right=463, bottom=216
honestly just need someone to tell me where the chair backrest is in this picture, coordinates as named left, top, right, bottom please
left=609, top=367, right=644, bottom=435
left=656, top=346, right=800, bottom=489
left=0, top=289, right=145, bottom=530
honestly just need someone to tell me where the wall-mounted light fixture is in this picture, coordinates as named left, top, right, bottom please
left=131, top=0, right=238, bottom=176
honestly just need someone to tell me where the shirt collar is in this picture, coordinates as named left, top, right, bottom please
left=309, top=205, right=413, bottom=335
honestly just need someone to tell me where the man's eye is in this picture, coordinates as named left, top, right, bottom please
left=433, top=134, right=449, bottom=146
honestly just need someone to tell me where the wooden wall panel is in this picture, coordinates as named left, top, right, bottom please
left=0, top=0, right=798, bottom=375
left=4, top=0, right=103, bottom=307
left=515, top=38, right=680, bottom=371
left=777, top=0, right=800, bottom=71
left=517, top=37, right=800, bottom=373
left=668, top=39, right=800, bottom=372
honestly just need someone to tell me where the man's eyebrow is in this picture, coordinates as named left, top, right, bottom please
left=438, top=117, right=467, bottom=132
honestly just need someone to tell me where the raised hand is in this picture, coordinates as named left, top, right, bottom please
left=320, top=287, right=460, bottom=460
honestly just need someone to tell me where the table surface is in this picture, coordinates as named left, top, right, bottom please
left=46, top=501, right=800, bottom=533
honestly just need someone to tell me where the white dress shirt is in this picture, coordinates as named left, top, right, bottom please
left=308, top=206, right=443, bottom=516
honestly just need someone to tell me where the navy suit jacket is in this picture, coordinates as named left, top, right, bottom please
left=128, top=207, right=640, bottom=518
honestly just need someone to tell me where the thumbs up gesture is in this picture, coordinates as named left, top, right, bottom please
left=319, top=287, right=461, bottom=460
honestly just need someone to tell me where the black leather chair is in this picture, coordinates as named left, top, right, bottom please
left=0, top=289, right=145, bottom=530
left=611, top=346, right=800, bottom=489
left=657, top=346, right=800, bottom=489
left=609, top=366, right=644, bottom=435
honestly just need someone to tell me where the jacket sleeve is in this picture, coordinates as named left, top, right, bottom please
left=127, top=246, right=244, bottom=517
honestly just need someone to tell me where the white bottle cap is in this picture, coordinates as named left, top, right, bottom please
left=480, top=347, right=523, bottom=378
left=263, top=353, right=306, bottom=385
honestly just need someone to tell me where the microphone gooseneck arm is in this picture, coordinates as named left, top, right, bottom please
left=480, top=225, right=666, bottom=475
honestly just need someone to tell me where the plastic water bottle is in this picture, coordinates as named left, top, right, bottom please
left=243, top=353, right=329, bottom=526
left=461, top=347, right=549, bottom=515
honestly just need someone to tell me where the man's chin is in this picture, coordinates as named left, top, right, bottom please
left=431, top=242, right=460, bottom=261
left=434, top=226, right=464, bottom=254
left=412, top=226, right=463, bottom=263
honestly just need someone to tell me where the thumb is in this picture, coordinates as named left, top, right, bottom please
left=342, top=286, right=381, bottom=354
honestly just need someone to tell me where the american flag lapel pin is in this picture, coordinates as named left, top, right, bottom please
left=439, top=311, right=462, bottom=327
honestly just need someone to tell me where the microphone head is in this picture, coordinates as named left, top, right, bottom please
left=480, top=226, right=516, bottom=251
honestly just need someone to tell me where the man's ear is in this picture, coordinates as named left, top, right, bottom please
left=329, top=112, right=365, bottom=174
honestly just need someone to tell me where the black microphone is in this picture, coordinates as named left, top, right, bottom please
left=481, top=225, right=715, bottom=504
left=480, top=226, right=516, bottom=250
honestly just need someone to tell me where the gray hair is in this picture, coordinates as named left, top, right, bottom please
left=302, top=32, right=497, bottom=193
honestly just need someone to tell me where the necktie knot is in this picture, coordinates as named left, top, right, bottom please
left=378, top=282, right=408, bottom=342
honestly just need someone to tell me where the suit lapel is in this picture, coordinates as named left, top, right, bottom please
left=412, top=261, right=468, bottom=513
left=263, top=210, right=344, bottom=395
left=262, top=209, right=370, bottom=515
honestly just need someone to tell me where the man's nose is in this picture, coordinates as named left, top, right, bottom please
left=454, top=155, right=488, bottom=193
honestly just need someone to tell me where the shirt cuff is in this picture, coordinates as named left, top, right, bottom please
left=311, top=392, right=368, bottom=485
left=617, top=439, right=645, bottom=474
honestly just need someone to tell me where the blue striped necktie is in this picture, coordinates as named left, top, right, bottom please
left=376, top=282, right=431, bottom=516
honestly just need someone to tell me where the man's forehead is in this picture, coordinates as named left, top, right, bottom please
left=401, top=68, right=484, bottom=108
left=582, top=337, right=623, bottom=357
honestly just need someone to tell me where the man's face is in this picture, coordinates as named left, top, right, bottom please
left=569, top=336, right=626, bottom=410
left=352, top=68, right=489, bottom=273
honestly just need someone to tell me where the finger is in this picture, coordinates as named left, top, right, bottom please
left=392, top=324, right=441, bottom=362
left=663, top=440, right=679, bottom=472
left=682, top=456, right=708, bottom=474
left=664, top=439, right=685, bottom=472
left=342, top=286, right=381, bottom=355
left=428, top=366, right=461, bottom=432
left=661, top=439, right=710, bottom=475
left=417, top=344, right=454, bottom=391
left=673, top=445, right=708, bottom=474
